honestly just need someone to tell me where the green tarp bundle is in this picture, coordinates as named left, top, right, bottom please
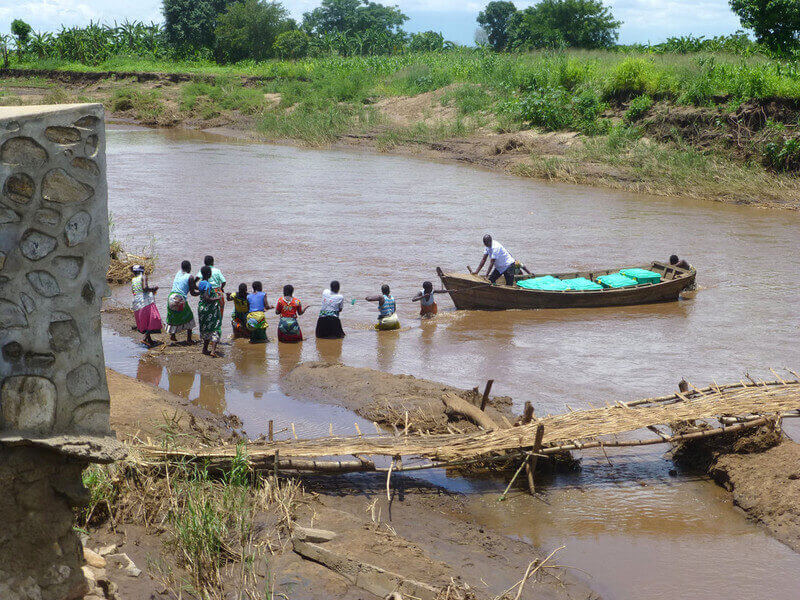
left=597, top=273, right=638, bottom=288
left=619, top=268, right=661, bottom=284
left=516, top=275, right=568, bottom=291
left=561, top=277, right=604, bottom=291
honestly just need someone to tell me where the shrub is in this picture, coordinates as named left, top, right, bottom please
left=503, top=86, right=574, bottom=129
left=764, top=136, right=800, bottom=172
left=273, top=30, right=310, bottom=59
left=392, top=64, right=453, bottom=94
left=501, top=85, right=607, bottom=133
left=603, top=57, right=658, bottom=101
left=625, top=94, right=653, bottom=122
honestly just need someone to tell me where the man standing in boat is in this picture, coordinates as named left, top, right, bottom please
left=471, top=234, right=518, bottom=285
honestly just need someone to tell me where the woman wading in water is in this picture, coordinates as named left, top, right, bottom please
left=246, top=280, right=272, bottom=343
left=276, top=284, right=307, bottom=343
left=316, top=280, right=345, bottom=339
left=131, top=265, right=162, bottom=347
left=166, top=260, right=196, bottom=344
left=196, top=265, right=222, bottom=356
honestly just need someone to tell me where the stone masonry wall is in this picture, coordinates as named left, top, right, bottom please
left=1, top=104, right=112, bottom=600
left=0, top=104, right=111, bottom=437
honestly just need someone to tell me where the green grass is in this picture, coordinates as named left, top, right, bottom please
left=180, top=78, right=267, bottom=117
left=78, top=441, right=301, bottom=600
left=110, top=86, right=168, bottom=122
left=258, top=99, right=378, bottom=144
left=11, top=49, right=800, bottom=103
left=519, top=124, right=796, bottom=202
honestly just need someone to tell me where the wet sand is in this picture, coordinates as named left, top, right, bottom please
left=710, top=440, right=800, bottom=552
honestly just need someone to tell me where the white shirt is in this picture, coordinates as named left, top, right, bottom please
left=320, top=289, right=344, bottom=316
left=484, top=241, right=515, bottom=273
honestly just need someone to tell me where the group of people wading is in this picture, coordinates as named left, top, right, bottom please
left=129, top=254, right=444, bottom=356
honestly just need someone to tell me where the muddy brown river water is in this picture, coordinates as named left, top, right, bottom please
left=103, top=125, right=800, bottom=598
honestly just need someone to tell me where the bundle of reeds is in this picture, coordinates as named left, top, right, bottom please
left=107, top=252, right=155, bottom=284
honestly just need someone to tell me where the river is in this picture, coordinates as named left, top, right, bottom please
left=103, top=125, right=800, bottom=598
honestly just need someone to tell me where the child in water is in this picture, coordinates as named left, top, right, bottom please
left=226, top=283, right=249, bottom=339
left=412, top=281, right=446, bottom=318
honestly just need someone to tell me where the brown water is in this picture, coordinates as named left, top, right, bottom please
left=104, top=125, right=800, bottom=598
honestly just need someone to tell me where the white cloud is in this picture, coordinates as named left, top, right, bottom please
left=0, top=0, right=744, bottom=45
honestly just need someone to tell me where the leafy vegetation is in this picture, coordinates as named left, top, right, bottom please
left=507, top=0, right=620, bottom=50
left=730, top=0, right=800, bottom=55
left=214, top=0, right=295, bottom=62
left=624, top=94, right=653, bottom=122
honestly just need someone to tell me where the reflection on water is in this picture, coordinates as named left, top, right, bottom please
left=102, top=126, right=800, bottom=600
left=315, top=337, right=344, bottom=364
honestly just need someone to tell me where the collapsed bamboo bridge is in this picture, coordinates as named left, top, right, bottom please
left=137, top=371, right=800, bottom=476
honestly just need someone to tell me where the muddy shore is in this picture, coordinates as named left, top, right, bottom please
left=99, top=367, right=596, bottom=599
left=672, top=421, right=800, bottom=553
left=709, top=439, right=800, bottom=552
left=283, top=361, right=515, bottom=433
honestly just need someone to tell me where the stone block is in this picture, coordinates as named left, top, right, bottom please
left=0, top=104, right=111, bottom=439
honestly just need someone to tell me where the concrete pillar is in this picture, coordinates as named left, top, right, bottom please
left=1, top=104, right=122, bottom=600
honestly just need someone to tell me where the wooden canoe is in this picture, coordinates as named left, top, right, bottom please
left=436, top=262, right=696, bottom=310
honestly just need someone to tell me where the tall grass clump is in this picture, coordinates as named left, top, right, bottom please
left=625, top=94, right=654, bottom=122
left=603, top=57, right=668, bottom=101
left=259, top=98, right=377, bottom=144
left=180, top=78, right=267, bottom=116
left=75, top=442, right=303, bottom=600
left=440, top=84, right=493, bottom=114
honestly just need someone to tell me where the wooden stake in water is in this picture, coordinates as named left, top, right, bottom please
left=268, top=420, right=273, bottom=442
left=480, top=379, right=494, bottom=411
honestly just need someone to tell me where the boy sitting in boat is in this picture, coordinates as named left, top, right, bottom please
left=670, top=255, right=696, bottom=290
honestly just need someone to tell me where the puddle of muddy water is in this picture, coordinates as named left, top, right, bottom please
left=103, top=125, right=800, bottom=599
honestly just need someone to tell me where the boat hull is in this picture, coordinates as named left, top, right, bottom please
left=437, top=263, right=696, bottom=311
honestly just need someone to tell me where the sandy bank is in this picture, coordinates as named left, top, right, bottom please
left=3, top=73, right=797, bottom=209
left=283, top=361, right=515, bottom=434
left=709, top=440, right=800, bottom=552
left=673, top=422, right=800, bottom=552
left=107, top=368, right=237, bottom=444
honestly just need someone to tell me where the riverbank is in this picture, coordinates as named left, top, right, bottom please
left=2, top=50, right=799, bottom=209
left=672, top=421, right=800, bottom=552
left=93, top=367, right=597, bottom=600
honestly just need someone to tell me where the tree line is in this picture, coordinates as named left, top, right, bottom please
left=3, top=0, right=799, bottom=66
left=476, top=0, right=800, bottom=55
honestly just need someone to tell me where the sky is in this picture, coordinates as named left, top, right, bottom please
left=0, top=0, right=744, bottom=46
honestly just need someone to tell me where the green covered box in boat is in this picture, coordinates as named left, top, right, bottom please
left=516, top=275, right=568, bottom=291
left=619, top=268, right=662, bottom=284
left=561, top=277, right=604, bottom=291
left=597, top=273, right=638, bottom=288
